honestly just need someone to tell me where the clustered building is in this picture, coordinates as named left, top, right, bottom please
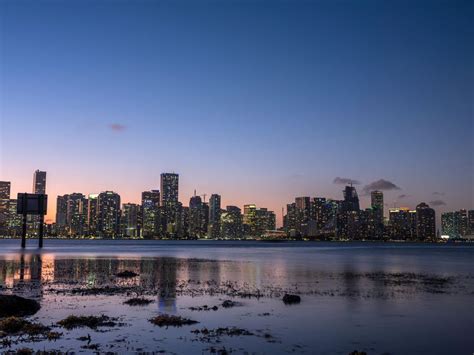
left=283, top=185, right=470, bottom=241
left=0, top=171, right=276, bottom=240
left=1, top=172, right=473, bottom=241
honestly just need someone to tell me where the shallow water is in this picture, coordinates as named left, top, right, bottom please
left=0, top=239, right=473, bottom=354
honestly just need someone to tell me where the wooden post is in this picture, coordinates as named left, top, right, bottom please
left=21, top=213, right=27, bottom=249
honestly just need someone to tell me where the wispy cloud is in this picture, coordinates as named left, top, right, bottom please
left=429, top=199, right=446, bottom=206
left=363, top=179, right=401, bottom=195
left=397, top=194, right=409, bottom=199
left=108, top=123, right=126, bottom=132
left=333, top=177, right=360, bottom=185
left=433, top=191, right=445, bottom=196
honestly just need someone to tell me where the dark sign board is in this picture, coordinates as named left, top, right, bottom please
left=17, top=193, right=48, bottom=215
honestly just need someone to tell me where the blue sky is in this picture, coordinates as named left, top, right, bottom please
left=0, top=0, right=473, bottom=224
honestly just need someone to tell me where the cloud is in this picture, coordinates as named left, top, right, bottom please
left=362, top=179, right=401, bottom=195
left=398, top=194, right=409, bottom=199
left=429, top=199, right=446, bottom=206
left=433, top=192, right=445, bottom=196
left=333, top=177, right=360, bottom=185
left=108, top=123, right=126, bottom=132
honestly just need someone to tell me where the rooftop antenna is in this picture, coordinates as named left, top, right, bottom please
left=201, top=193, right=207, bottom=203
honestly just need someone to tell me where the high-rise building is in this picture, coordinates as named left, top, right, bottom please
left=56, top=195, right=69, bottom=234
left=416, top=202, right=436, bottom=241
left=97, top=191, right=121, bottom=238
left=67, top=193, right=88, bottom=236
left=389, top=207, right=417, bottom=240
left=141, top=190, right=160, bottom=238
left=189, top=194, right=203, bottom=238
left=221, top=206, right=243, bottom=239
left=160, top=173, right=179, bottom=206
left=208, top=194, right=221, bottom=239
left=442, top=209, right=469, bottom=238
left=6, top=199, right=22, bottom=236
left=33, top=170, right=47, bottom=194
left=121, top=203, right=140, bottom=238
left=87, top=194, right=99, bottom=235
left=0, top=182, right=11, bottom=234
left=160, top=173, right=179, bottom=235
left=371, top=190, right=384, bottom=221
left=0, top=181, right=10, bottom=200
left=337, top=185, right=360, bottom=239
left=243, top=204, right=275, bottom=237
left=469, top=210, right=474, bottom=235
left=294, top=197, right=311, bottom=235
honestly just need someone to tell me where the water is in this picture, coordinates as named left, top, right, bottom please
left=0, top=239, right=473, bottom=354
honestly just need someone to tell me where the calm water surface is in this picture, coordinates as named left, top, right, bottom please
left=0, top=240, right=473, bottom=354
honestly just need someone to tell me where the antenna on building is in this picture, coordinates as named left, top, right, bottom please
left=201, top=193, right=207, bottom=203
left=194, top=189, right=196, bottom=197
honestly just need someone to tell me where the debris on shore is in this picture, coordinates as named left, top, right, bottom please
left=188, top=305, right=219, bottom=311
left=0, top=295, right=40, bottom=318
left=116, top=270, right=139, bottom=278
left=0, top=316, right=61, bottom=342
left=282, top=294, right=301, bottom=304
left=124, top=297, right=154, bottom=306
left=57, top=315, right=119, bottom=330
left=221, top=300, right=238, bottom=308
left=149, top=314, right=198, bottom=327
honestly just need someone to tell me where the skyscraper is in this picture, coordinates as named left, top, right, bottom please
left=121, top=203, right=140, bottom=238
left=56, top=194, right=69, bottom=234
left=33, top=170, right=47, bottom=194
left=221, top=206, right=243, bottom=239
left=141, top=190, right=160, bottom=238
left=160, top=173, right=179, bottom=206
left=208, top=194, right=221, bottom=239
left=0, top=181, right=11, bottom=234
left=189, top=194, right=203, bottom=238
left=67, top=193, right=88, bottom=236
left=97, top=191, right=121, bottom=238
left=371, top=190, right=384, bottom=221
left=160, top=173, right=179, bottom=236
left=0, top=181, right=10, bottom=200
left=416, top=202, right=436, bottom=241
left=87, top=194, right=99, bottom=236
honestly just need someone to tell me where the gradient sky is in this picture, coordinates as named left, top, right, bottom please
left=1, top=0, right=473, bottom=225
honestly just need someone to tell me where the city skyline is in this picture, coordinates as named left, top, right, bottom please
left=1, top=0, right=473, bottom=226
left=3, top=170, right=473, bottom=227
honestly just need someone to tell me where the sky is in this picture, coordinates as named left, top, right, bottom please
left=0, top=0, right=473, bottom=226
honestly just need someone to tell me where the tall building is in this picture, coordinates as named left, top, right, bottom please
left=160, top=173, right=179, bottom=235
left=141, top=190, right=160, bottom=238
left=337, top=185, right=360, bottom=239
left=121, top=203, right=140, bottom=238
left=87, top=194, right=99, bottom=235
left=371, top=190, right=384, bottom=222
left=208, top=194, right=221, bottom=239
left=6, top=199, right=22, bottom=236
left=67, top=193, right=88, bottom=236
left=416, top=202, right=436, bottom=241
left=243, top=204, right=275, bottom=237
left=442, top=209, right=469, bottom=238
left=389, top=208, right=417, bottom=240
left=0, top=181, right=11, bottom=234
left=33, top=170, right=47, bottom=194
left=221, top=206, right=243, bottom=239
left=97, top=191, right=121, bottom=238
left=469, top=210, right=474, bottom=235
left=0, top=181, right=10, bottom=200
left=55, top=195, right=69, bottom=234
left=189, top=194, right=203, bottom=238
left=160, top=173, right=179, bottom=206
left=295, top=196, right=311, bottom=235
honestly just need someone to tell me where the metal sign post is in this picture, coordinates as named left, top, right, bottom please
left=17, top=193, right=48, bottom=249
